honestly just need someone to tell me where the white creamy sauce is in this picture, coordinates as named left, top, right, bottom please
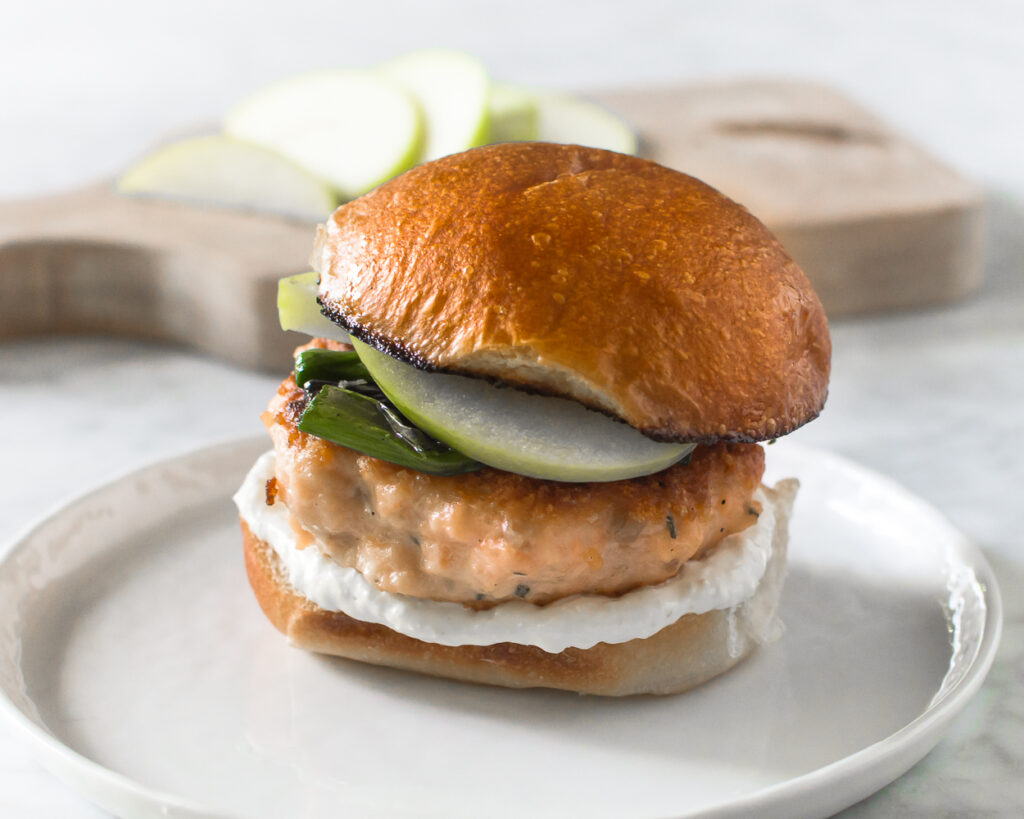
left=234, top=451, right=783, bottom=653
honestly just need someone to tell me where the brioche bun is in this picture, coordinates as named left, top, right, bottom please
left=313, top=142, right=830, bottom=443
left=240, top=479, right=794, bottom=696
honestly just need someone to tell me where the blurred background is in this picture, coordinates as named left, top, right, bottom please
left=3, top=0, right=1023, bottom=197
left=1, top=1, right=1021, bottom=816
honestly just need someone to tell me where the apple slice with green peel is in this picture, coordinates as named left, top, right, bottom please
left=352, top=339, right=694, bottom=482
left=487, top=83, right=539, bottom=142
left=378, top=49, right=490, bottom=162
left=277, top=272, right=350, bottom=342
left=118, top=135, right=337, bottom=220
left=534, top=91, right=638, bottom=154
left=224, top=70, right=423, bottom=199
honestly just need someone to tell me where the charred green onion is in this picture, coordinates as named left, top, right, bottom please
left=294, top=349, right=475, bottom=472
left=378, top=403, right=443, bottom=452
left=294, top=348, right=371, bottom=390
left=298, top=385, right=482, bottom=475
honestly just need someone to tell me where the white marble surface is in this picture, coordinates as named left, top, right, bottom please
left=1, top=1, right=1022, bottom=816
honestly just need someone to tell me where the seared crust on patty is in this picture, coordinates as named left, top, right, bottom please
left=264, top=367, right=765, bottom=605
left=241, top=477, right=794, bottom=696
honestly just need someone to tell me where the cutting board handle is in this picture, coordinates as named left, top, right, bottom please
left=0, top=184, right=315, bottom=370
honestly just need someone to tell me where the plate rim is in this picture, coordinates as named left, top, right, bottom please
left=0, top=437, right=265, bottom=819
left=0, top=436, right=1004, bottom=819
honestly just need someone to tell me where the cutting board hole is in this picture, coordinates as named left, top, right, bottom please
left=716, top=120, right=886, bottom=147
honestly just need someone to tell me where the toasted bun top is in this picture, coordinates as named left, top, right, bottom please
left=314, top=143, right=830, bottom=442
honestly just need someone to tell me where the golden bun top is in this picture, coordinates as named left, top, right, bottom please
left=313, top=142, right=830, bottom=443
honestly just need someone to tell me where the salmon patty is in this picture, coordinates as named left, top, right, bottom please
left=264, top=356, right=765, bottom=606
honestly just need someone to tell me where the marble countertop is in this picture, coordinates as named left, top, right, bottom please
left=1, top=2, right=1021, bottom=816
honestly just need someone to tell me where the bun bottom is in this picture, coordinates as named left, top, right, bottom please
left=240, top=480, right=793, bottom=696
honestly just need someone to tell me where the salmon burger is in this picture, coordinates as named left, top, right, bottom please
left=234, top=142, right=830, bottom=696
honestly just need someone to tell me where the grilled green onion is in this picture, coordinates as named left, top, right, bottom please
left=294, top=348, right=371, bottom=389
left=378, top=403, right=443, bottom=452
left=298, top=385, right=482, bottom=476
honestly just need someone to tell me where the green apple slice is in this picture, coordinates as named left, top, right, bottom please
left=277, top=272, right=350, bottom=342
left=352, top=339, right=693, bottom=482
left=487, top=83, right=539, bottom=142
left=118, top=135, right=337, bottom=220
left=534, top=91, right=638, bottom=154
left=378, top=49, right=490, bottom=162
left=224, top=69, right=423, bottom=199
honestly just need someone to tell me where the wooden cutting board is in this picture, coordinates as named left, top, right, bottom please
left=0, top=80, right=984, bottom=372
left=593, top=80, right=985, bottom=317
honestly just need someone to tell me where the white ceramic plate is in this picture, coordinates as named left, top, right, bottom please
left=0, top=438, right=1001, bottom=819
